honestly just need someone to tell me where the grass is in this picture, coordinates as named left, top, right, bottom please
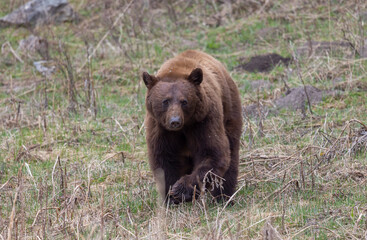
left=1, top=0, right=367, bottom=239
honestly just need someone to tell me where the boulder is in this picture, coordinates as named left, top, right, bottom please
left=0, top=0, right=77, bottom=28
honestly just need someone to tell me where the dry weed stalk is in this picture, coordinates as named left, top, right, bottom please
left=323, top=119, right=367, bottom=161
left=58, top=42, right=77, bottom=114
left=7, top=188, right=18, bottom=240
left=292, top=54, right=313, bottom=116
left=100, top=185, right=104, bottom=240
left=77, top=0, right=136, bottom=73
left=84, top=41, right=98, bottom=118
left=6, top=164, right=25, bottom=240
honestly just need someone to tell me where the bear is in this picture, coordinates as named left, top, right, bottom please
left=142, top=50, right=243, bottom=204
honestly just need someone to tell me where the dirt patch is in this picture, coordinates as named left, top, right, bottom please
left=235, top=53, right=291, bottom=73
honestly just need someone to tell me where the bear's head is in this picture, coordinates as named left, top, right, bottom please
left=143, top=68, right=203, bottom=131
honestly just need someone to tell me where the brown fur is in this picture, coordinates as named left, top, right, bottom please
left=143, top=50, right=243, bottom=203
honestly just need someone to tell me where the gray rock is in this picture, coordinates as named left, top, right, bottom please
left=34, top=60, right=55, bottom=77
left=0, top=0, right=77, bottom=28
left=274, top=86, right=324, bottom=113
left=243, top=86, right=339, bottom=119
left=18, top=35, right=49, bottom=59
left=243, top=103, right=268, bottom=119
left=250, top=80, right=272, bottom=91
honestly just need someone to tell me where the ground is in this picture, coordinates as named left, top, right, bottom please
left=0, top=0, right=367, bottom=239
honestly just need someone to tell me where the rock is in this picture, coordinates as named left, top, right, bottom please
left=296, top=41, right=352, bottom=57
left=244, top=86, right=339, bottom=119
left=0, top=0, right=77, bottom=28
left=243, top=103, right=268, bottom=119
left=274, top=86, right=324, bottom=112
left=250, top=80, right=272, bottom=91
left=33, top=60, right=56, bottom=77
left=236, top=53, right=291, bottom=73
left=18, top=35, right=49, bottom=59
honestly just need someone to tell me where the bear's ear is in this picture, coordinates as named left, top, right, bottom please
left=142, top=72, right=158, bottom=89
left=188, top=68, right=203, bottom=85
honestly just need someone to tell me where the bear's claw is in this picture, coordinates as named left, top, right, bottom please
left=169, top=178, right=197, bottom=204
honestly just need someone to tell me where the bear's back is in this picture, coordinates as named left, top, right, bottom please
left=157, top=50, right=227, bottom=80
left=156, top=50, right=231, bottom=102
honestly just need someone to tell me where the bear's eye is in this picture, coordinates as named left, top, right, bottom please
left=162, top=99, right=169, bottom=107
left=181, top=100, right=188, bottom=106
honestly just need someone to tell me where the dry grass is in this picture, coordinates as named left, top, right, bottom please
left=1, top=0, right=367, bottom=239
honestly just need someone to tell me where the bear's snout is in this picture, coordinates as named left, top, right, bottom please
left=169, top=116, right=182, bottom=129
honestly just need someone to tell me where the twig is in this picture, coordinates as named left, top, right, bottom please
left=286, top=225, right=315, bottom=240
left=2, top=41, right=24, bottom=63
left=31, top=207, right=59, bottom=227
left=116, top=223, right=136, bottom=238
left=261, top=179, right=299, bottom=203
left=341, top=28, right=360, bottom=57
left=349, top=118, right=367, bottom=130
left=0, top=176, right=15, bottom=191
left=59, top=42, right=77, bottom=114
left=238, top=215, right=282, bottom=234
left=99, top=151, right=125, bottom=166
left=51, top=156, right=60, bottom=200
left=77, top=0, right=136, bottom=73
left=7, top=164, right=24, bottom=240
left=293, top=55, right=313, bottom=115
left=323, top=119, right=364, bottom=157
left=24, top=162, right=39, bottom=192
left=7, top=188, right=19, bottom=240
left=100, top=185, right=104, bottom=240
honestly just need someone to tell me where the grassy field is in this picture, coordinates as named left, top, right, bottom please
left=1, top=0, right=367, bottom=239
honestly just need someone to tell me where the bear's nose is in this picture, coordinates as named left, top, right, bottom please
left=169, top=116, right=182, bottom=129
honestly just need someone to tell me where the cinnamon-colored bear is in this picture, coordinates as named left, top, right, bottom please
left=143, top=50, right=242, bottom=203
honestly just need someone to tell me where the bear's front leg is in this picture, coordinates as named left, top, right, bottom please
left=151, top=156, right=182, bottom=202
left=170, top=126, right=231, bottom=203
left=146, top=126, right=186, bottom=202
left=170, top=164, right=216, bottom=203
